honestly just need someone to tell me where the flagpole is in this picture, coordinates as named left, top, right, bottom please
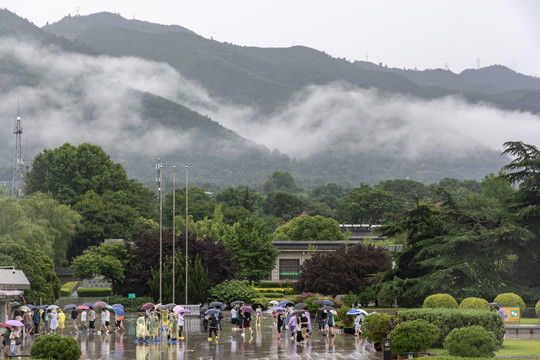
left=172, top=165, right=176, bottom=305
left=185, top=165, right=189, bottom=306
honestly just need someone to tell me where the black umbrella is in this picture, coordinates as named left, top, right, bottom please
left=206, top=309, right=220, bottom=315
left=251, top=303, right=265, bottom=311
left=9, top=302, right=20, bottom=308
left=312, top=300, right=325, bottom=305
left=321, top=306, right=335, bottom=311
left=200, top=306, right=209, bottom=313
left=294, top=303, right=307, bottom=310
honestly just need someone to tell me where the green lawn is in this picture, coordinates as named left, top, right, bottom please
left=519, top=317, right=540, bottom=324
left=428, top=339, right=540, bottom=358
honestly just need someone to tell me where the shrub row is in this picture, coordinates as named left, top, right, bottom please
left=255, top=288, right=287, bottom=294
left=105, top=295, right=156, bottom=312
left=396, top=308, right=505, bottom=347
left=77, top=288, right=111, bottom=297
left=60, top=281, right=78, bottom=296
left=258, top=292, right=286, bottom=298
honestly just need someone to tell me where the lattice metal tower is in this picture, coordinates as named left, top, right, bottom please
left=12, top=106, right=26, bottom=199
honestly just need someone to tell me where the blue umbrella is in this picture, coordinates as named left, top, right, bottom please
left=113, top=307, right=125, bottom=316
left=206, top=309, right=220, bottom=315
left=209, top=301, right=224, bottom=309
left=347, top=309, right=362, bottom=315
left=63, top=304, right=77, bottom=310
left=271, top=306, right=287, bottom=312
left=83, top=303, right=94, bottom=308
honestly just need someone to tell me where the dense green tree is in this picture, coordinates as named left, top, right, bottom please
left=223, top=217, right=278, bottom=283
left=70, top=190, right=143, bottom=258
left=164, top=186, right=215, bottom=227
left=263, top=170, right=302, bottom=194
left=273, top=215, right=346, bottom=240
left=215, top=185, right=263, bottom=214
left=71, top=241, right=127, bottom=292
left=500, top=141, right=540, bottom=287
left=378, top=188, right=525, bottom=307
left=26, top=143, right=130, bottom=205
left=294, top=243, right=391, bottom=296
left=309, top=183, right=349, bottom=209
left=0, top=241, right=60, bottom=303
left=263, top=191, right=306, bottom=220
left=336, top=185, right=405, bottom=224
left=0, top=193, right=80, bottom=265
left=376, top=179, right=431, bottom=205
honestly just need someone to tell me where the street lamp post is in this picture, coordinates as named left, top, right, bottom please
left=172, top=165, right=176, bottom=305
left=156, top=158, right=163, bottom=305
left=185, top=165, right=189, bottom=306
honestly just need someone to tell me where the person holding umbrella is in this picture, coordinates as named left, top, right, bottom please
left=32, top=309, right=40, bottom=335
left=230, top=306, right=238, bottom=331
left=9, top=326, right=21, bottom=357
left=324, top=310, right=336, bottom=337
left=240, top=307, right=254, bottom=338
left=276, top=310, right=284, bottom=339
left=88, top=307, right=96, bottom=333
left=49, top=310, right=58, bottom=334
left=80, top=308, right=88, bottom=334
left=208, top=313, right=219, bottom=342
left=70, top=308, right=79, bottom=334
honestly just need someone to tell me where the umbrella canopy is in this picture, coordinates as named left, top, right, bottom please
left=278, top=300, right=293, bottom=307
left=321, top=299, right=335, bottom=306
left=6, top=320, right=24, bottom=327
left=63, top=304, right=77, bottom=310
left=230, top=301, right=244, bottom=307
left=172, top=305, right=184, bottom=314
left=0, top=322, right=12, bottom=329
left=176, top=309, right=191, bottom=315
left=321, top=306, right=335, bottom=311
left=26, top=304, right=36, bottom=310
left=76, top=305, right=89, bottom=310
left=271, top=306, right=286, bottom=312
left=206, top=309, right=220, bottom=315
left=83, top=303, right=94, bottom=308
left=113, top=307, right=125, bottom=316
left=19, top=306, right=30, bottom=312
left=112, top=304, right=124, bottom=309
left=291, top=309, right=309, bottom=317
left=93, top=301, right=108, bottom=308
left=105, top=305, right=114, bottom=310
left=209, top=302, right=224, bottom=310
left=140, top=302, right=156, bottom=311
left=251, top=303, right=264, bottom=311
left=46, top=305, right=59, bottom=311
left=200, top=306, right=209, bottom=314
left=36, top=305, right=48, bottom=310
left=269, top=300, right=279, bottom=305
left=9, top=301, right=20, bottom=308
left=240, top=306, right=255, bottom=313
left=293, top=303, right=307, bottom=310
left=161, top=303, right=176, bottom=310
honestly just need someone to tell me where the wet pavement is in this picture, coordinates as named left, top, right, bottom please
left=4, top=312, right=382, bottom=359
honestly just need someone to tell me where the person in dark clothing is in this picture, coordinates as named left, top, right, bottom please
left=300, top=313, right=309, bottom=342
left=33, top=310, right=41, bottom=334
left=242, top=311, right=253, bottom=337
left=237, top=309, right=244, bottom=330
left=208, top=314, right=219, bottom=342
left=276, top=311, right=284, bottom=339
left=316, top=305, right=326, bottom=331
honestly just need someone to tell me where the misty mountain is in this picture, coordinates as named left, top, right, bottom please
left=0, top=9, right=535, bottom=189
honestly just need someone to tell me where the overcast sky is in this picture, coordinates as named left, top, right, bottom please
left=4, top=0, right=540, bottom=77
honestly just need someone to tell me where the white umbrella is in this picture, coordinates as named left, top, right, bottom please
left=47, top=305, right=60, bottom=311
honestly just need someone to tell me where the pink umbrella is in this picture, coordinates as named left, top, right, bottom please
left=140, top=302, right=156, bottom=311
left=6, top=320, right=24, bottom=327
left=177, top=309, right=191, bottom=314
left=172, top=305, right=184, bottom=314
left=93, top=301, right=108, bottom=308
left=76, top=305, right=89, bottom=310
left=0, top=323, right=12, bottom=329
left=240, top=306, right=255, bottom=313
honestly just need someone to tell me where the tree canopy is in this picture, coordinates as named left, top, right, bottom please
left=273, top=215, right=346, bottom=241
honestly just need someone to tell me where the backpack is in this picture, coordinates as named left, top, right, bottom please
left=218, top=311, right=223, bottom=320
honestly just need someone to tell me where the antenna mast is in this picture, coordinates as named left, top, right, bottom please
left=12, top=103, right=26, bottom=199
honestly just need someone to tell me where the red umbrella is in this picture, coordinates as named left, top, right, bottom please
left=0, top=323, right=12, bottom=329
left=76, top=305, right=89, bottom=310
left=140, top=302, right=156, bottom=311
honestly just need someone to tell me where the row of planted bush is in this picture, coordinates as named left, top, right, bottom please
left=423, top=293, right=530, bottom=315
left=362, top=309, right=504, bottom=358
left=397, top=308, right=505, bottom=347
left=77, top=288, right=111, bottom=297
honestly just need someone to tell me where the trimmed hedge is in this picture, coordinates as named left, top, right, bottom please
left=60, top=281, right=78, bottom=296
left=259, top=292, right=286, bottom=298
left=536, top=300, right=540, bottom=318
left=396, top=308, right=504, bottom=347
left=493, top=293, right=526, bottom=314
left=105, top=295, right=156, bottom=312
left=423, top=294, right=458, bottom=309
left=459, top=297, right=489, bottom=310
left=443, top=326, right=500, bottom=358
left=77, top=288, right=111, bottom=297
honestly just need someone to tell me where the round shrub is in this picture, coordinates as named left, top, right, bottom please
left=388, top=319, right=440, bottom=354
left=536, top=300, right=540, bottom=318
left=493, top=293, right=526, bottom=314
left=208, top=280, right=258, bottom=305
left=443, top=326, right=499, bottom=358
left=423, top=294, right=458, bottom=309
left=459, top=297, right=489, bottom=310
left=361, top=312, right=396, bottom=346
left=30, top=334, right=81, bottom=360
